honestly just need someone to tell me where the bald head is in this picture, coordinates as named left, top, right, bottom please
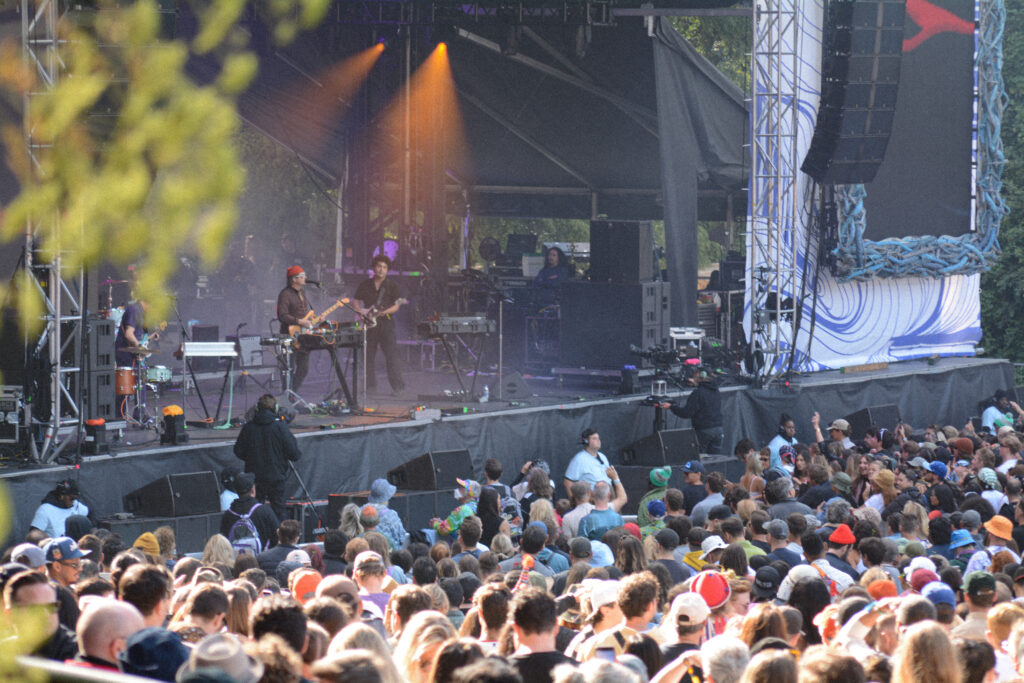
left=316, top=575, right=359, bottom=601
left=77, top=599, right=145, bottom=665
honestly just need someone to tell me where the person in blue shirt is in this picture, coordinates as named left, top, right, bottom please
left=578, top=482, right=624, bottom=541
left=766, top=414, right=798, bottom=471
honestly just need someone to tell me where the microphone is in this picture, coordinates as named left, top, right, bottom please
left=307, top=280, right=322, bottom=288
left=237, top=323, right=247, bottom=329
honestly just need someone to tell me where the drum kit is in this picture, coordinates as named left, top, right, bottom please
left=117, top=346, right=172, bottom=427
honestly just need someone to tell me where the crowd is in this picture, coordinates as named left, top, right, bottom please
left=8, top=389, right=1024, bottom=683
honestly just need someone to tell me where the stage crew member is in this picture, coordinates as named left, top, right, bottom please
left=234, top=394, right=301, bottom=520
left=658, top=369, right=723, bottom=454
left=277, top=265, right=313, bottom=391
left=352, top=255, right=405, bottom=394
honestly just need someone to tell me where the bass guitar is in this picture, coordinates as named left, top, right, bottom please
left=288, top=299, right=349, bottom=337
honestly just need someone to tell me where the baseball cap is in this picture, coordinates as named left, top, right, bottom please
left=921, top=581, right=957, bottom=608
left=585, top=579, right=620, bottom=610
left=654, top=528, right=680, bottom=551
left=647, top=499, right=667, bottom=518
left=118, top=627, right=190, bottom=680
left=569, top=537, right=593, bottom=559
left=44, top=537, right=90, bottom=563
left=907, top=556, right=937, bottom=576
left=765, top=519, right=789, bottom=540
left=232, top=472, right=255, bottom=495
left=11, top=543, right=45, bottom=569
left=285, top=549, right=312, bottom=566
left=699, top=535, right=728, bottom=560
left=668, top=592, right=710, bottom=625
left=752, top=566, right=781, bottom=600
left=455, top=478, right=481, bottom=499
left=963, top=571, right=997, bottom=596
left=286, top=265, right=304, bottom=278
left=682, top=461, right=705, bottom=474
left=928, top=461, right=948, bottom=479
left=909, top=456, right=930, bottom=470
left=827, top=419, right=850, bottom=432
left=352, top=551, right=384, bottom=572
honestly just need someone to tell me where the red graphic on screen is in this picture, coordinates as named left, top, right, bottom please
left=903, top=0, right=974, bottom=52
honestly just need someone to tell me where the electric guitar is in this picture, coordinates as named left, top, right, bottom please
left=139, top=321, right=168, bottom=349
left=288, top=299, right=349, bottom=337
left=364, top=297, right=408, bottom=328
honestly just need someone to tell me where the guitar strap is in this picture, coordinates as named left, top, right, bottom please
left=373, top=280, right=386, bottom=311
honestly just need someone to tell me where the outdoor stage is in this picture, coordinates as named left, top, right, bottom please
left=2, top=356, right=1013, bottom=548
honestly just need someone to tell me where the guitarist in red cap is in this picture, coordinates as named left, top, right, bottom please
left=277, top=265, right=313, bottom=390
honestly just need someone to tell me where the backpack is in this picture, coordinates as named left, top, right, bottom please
left=227, top=502, right=263, bottom=556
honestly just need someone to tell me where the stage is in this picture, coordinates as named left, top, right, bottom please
left=2, top=355, right=1013, bottom=548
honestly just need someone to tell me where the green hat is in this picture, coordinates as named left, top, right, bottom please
left=963, top=571, right=996, bottom=596
left=903, top=541, right=926, bottom=559
left=830, top=472, right=852, bottom=495
left=650, top=466, right=672, bottom=487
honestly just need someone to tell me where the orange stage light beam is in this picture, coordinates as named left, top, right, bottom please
left=271, top=43, right=385, bottom=154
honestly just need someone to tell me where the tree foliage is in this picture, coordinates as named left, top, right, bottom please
left=0, top=0, right=328, bottom=329
left=980, top=4, right=1024, bottom=360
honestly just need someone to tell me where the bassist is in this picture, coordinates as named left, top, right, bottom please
left=276, top=265, right=313, bottom=390
left=353, top=255, right=406, bottom=395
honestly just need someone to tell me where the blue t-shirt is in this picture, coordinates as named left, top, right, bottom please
left=579, top=508, right=623, bottom=541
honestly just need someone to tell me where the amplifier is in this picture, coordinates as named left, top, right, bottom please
left=0, top=386, right=21, bottom=444
left=285, top=499, right=328, bottom=543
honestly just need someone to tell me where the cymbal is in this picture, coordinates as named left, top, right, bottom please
left=125, top=346, right=153, bottom=356
left=101, top=278, right=128, bottom=285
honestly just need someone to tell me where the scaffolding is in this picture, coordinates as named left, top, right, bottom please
left=22, top=0, right=84, bottom=463
left=747, top=0, right=801, bottom=387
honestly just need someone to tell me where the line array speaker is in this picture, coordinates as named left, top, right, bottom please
left=801, top=0, right=906, bottom=184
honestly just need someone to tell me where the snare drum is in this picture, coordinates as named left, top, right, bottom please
left=147, top=365, right=172, bottom=383
left=115, top=367, right=136, bottom=396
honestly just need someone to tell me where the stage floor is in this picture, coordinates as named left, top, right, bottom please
left=1, top=355, right=1014, bottom=545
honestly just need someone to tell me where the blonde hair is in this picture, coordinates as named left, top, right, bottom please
left=392, top=611, right=457, bottom=683
left=746, top=452, right=763, bottom=477
left=339, top=503, right=363, bottom=539
left=529, top=498, right=558, bottom=530
left=200, top=534, right=235, bottom=567
left=328, top=622, right=403, bottom=683
left=490, top=533, right=514, bottom=560
left=902, top=501, right=930, bottom=538
left=987, top=602, right=1024, bottom=645
left=736, top=499, right=757, bottom=524
left=891, top=621, right=958, bottom=683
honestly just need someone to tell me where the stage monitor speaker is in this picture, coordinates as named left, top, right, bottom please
left=589, top=220, right=655, bottom=283
left=123, top=472, right=220, bottom=517
left=844, top=404, right=901, bottom=440
left=801, top=0, right=906, bottom=184
left=285, top=499, right=328, bottom=542
left=499, top=372, right=533, bottom=400
left=386, top=449, right=473, bottom=491
left=620, top=429, right=700, bottom=467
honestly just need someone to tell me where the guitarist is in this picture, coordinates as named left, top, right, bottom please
left=276, top=265, right=314, bottom=390
left=353, top=255, right=405, bottom=394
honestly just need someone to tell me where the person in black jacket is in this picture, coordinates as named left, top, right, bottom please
left=220, top=472, right=280, bottom=552
left=234, top=394, right=301, bottom=520
left=658, top=370, right=723, bottom=454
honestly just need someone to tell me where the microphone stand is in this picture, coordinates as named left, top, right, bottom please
left=466, top=272, right=511, bottom=400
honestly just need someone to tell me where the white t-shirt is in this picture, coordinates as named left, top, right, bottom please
left=30, top=500, right=90, bottom=538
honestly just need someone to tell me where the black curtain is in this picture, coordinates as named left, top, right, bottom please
left=653, top=17, right=747, bottom=325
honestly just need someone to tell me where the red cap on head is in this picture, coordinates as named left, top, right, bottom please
left=286, top=266, right=304, bottom=279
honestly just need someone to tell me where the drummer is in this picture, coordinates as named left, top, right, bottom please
left=114, top=299, right=154, bottom=416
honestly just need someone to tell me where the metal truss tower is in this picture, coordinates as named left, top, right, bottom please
left=747, top=0, right=801, bottom=387
left=22, top=0, right=85, bottom=463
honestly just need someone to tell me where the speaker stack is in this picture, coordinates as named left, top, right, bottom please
left=617, top=429, right=700, bottom=515
left=801, top=0, right=906, bottom=184
left=560, top=220, right=670, bottom=369
left=123, top=472, right=221, bottom=517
